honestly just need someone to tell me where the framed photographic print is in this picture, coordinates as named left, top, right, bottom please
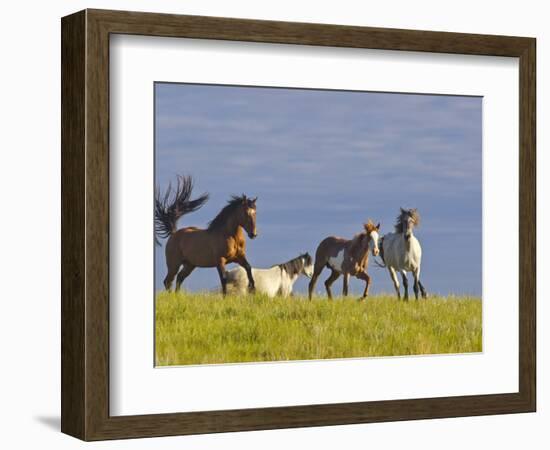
left=61, top=9, right=536, bottom=440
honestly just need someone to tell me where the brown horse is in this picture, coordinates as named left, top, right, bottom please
left=155, top=175, right=258, bottom=295
left=308, top=221, right=380, bottom=300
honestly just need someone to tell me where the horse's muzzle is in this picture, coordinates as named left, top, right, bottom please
left=248, top=232, right=257, bottom=239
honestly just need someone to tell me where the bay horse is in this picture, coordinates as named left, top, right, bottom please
left=155, top=175, right=258, bottom=295
left=378, top=208, right=427, bottom=300
left=225, top=253, right=314, bottom=298
left=308, top=221, right=381, bottom=300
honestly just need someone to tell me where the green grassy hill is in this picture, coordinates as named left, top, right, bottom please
left=155, top=292, right=482, bottom=366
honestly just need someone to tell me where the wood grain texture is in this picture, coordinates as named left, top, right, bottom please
left=61, top=8, right=537, bottom=441
left=518, top=39, right=536, bottom=409
left=88, top=8, right=532, bottom=56
left=85, top=10, right=111, bottom=439
left=61, top=10, right=86, bottom=439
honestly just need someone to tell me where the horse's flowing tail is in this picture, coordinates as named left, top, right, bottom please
left=154, top=175, right=209, bottom=244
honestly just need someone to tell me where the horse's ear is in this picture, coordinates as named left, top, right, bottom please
left=400, top=207, right=406, bottom=214
left=251, top=196, right=257, bottom=204
left=376, top=222, right=380, bottom=230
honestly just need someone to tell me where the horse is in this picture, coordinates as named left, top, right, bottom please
left=155, top=175, right=258, bottom=295
left=378, top=208, right=427, bottom=300
left=308, top=221, right=381, bottom=300
left=225, top=253, right=314, bottom=298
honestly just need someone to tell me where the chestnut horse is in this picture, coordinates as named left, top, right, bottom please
left=155, top=175, right=258, bottom=295
left=308, top=221, right=380, bottom=300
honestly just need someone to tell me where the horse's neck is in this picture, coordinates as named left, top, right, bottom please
left=404, top=232, right=416, bottom=251
left=279, top=267, right=298, bottom=295
left=220, top=215, right=244, bottom=239
left=281, top=268, right=299, bottom=285
left=387, top=231, right=413, bottom=242
left=347, top=237, right=368, bottom=263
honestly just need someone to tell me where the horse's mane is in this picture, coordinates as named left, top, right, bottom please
left=394, top=208, right=420, bottom=233
left=364, top=220, right=378, bottom=234
left=349, top=220, right=376, bottom=245
left=277, top=253, right=312, bottom=277
left=346, top=220, right=378, bottom=258
left=207, top=195, right=247, bottom=230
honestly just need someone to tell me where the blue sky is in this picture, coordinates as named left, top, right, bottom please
left=155, top=83, right=482, bottom=296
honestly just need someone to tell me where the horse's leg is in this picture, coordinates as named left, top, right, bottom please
left=235, top=256, right=255, bottom=293
left=163, top=262, right=180, bottom=292
left=413, top=268, right=427, bottom=299
left=216, top=260, right=228, bottom=297
left=163, top=240, right=181, bottom=292
left=175, top=264, right=195, bottom=292
left=342, top=273, right=350, bottom=297
left=401, top=271, right=409, bottom=300
left=324, top=270, right=341, bottom=300
left=356, top=271, right=371, bottom=299
left=388, top=267, right=401, bottom=300
left=308, top=262, right=324, bottom=300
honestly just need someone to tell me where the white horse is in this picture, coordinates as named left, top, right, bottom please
left=225, top=253, right=314, bottom=298
left=379, top=208, right=427, bottom=300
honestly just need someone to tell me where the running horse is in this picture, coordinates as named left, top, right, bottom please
left=155, top=175, right=258, bottom=295
left=225, top=252, right=314, bottom=298
left=308, top=221, right=381, bottom=300
left=378, top=208, right=427, bottom=300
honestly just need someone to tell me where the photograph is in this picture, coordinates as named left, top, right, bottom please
left=154, top=82, right=483, bottom=366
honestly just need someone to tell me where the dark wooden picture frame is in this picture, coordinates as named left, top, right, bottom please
left=61, top=9, right=536, bottom=441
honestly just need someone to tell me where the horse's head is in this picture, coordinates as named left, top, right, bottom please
left=364, top=220, right=381, bottom=256
left=301, top=252, right=314, bottom=278
left=238, top=195, right=258, bottom=239
left=398, top=207, right=420, bottom=242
